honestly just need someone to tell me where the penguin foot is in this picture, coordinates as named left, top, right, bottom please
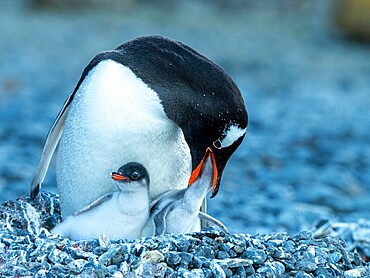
left=199, top=211, right=228, bottom=233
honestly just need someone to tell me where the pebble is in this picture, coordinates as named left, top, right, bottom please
left=98, top=234, right=111, bottom=249
left=67, top=259, right=87, bottom=274
left=209, top=261, right=226, bottom=277
left=178, top=252, right=193, bottom=268
left=141, top=250, right=165, bottom=264
left=242, top=247, right=267, bottom=264
left=232, top=244, right=244, bottom=254
left=217, top=250, right=229, bottom=259
left=344, top=268, right=368, bottom=278
left=177, top=267, right=197, bottom=278
left=216, top=258, right=253, bottom=268
left=235, top=266, right=248, bottom=277
left=165, top=252, right=181, bottom=266
left=112, top=271, right=124, bottom=278
left=194, top=245, right=215, bottom=259
left=294, top=271, right=312, bottom=278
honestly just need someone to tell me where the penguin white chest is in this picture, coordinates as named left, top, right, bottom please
left=57, top=60, right=191, bottom=217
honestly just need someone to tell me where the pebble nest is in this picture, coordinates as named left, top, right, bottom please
left=1, top=192, right=370, bottom=277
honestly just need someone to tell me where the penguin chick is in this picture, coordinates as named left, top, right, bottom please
left=52, top=162, right=150, bottom=240
left=142, top=148, right=226, bottom=236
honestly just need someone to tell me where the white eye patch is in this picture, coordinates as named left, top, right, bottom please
left=218, top=124, right=247, bottom=148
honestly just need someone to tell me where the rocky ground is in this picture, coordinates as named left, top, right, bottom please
left=1, top=0, right=370, bottom=276
left=1, top=192, right=370, bottom=277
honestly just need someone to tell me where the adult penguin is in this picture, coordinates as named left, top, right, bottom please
left=30, top=36, right=248, bottom=218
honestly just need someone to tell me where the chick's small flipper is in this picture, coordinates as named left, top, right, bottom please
left=74, top=193, right=114, bottom=216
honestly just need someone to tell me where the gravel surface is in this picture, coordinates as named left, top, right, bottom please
left=1, top=192, right=370, bottom=277
left=1, top=0, right=370, bottom=265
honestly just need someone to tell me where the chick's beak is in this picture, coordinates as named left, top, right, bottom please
left=188, top=147, right=218, bottom=196
left=110, top=172, right=130, bottom=182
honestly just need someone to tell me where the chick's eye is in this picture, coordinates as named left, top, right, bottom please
left=130, top=172, right=140, bottom=180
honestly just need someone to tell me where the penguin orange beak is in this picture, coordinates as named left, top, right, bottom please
left=110, top=172, right=130, bottom=182
left=188, top=147, right=218, bottom=195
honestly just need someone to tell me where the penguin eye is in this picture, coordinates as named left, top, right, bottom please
left=213, top=139, right=222, bottom=149
left=130, top=172, right=141, bottom=181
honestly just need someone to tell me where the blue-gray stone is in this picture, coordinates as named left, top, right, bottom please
left=218, top=263, right=233, bottom=277
left=107, top=264, right=118, bottom=273
left=164, top=267, right=176, bottom=278
left=293, top=231, right=313, bottom=241
left=284, top=257, right=297, bottom=271
left=227, top=249, right=237, bottom=258
left=201, top=267, right=213, bottom=278
left=217, top=250, right=230, bottom=259
left=178, top=252, right=193, bottom=268
left=257, top=264, right=275, bottom=277
left=328, top=251, right=342, bottom=264
left=165, top=253, right=181, bottom=267
left=98, top=246, right=127, bottom=266
left=344, top=268, right=368, bottom=278
left=93, top=246, right=109, bottom=256
left=294, top=271, right=312, bottom=278
left=194, top=245, right=215, bottom=259
left=234, top=266, right=247, bottom=278
left=137, top=263, right=156, bottom=277
left=190, top=268, right=204, bottom=277
left=353, top=251, right=362, bottom=266
left=216, top=258, right=252, bottom=268
left=314, top=267, right=334, bottom=278
left=209, top=262, right=225, bottom=278
left=270, top=261, right=285, bottom=276
left=295, top=261, right=317, bottom=272
left=175, top=240, right=190, bottom=252
left=219, top=243, right=231, bottom=252
left=247, top=274, right=264, bottom=278
left=177, top=267, right=198, bottom=278
left=242, top=247, right=267, bottom=265
left=282, top=240, right=296, bottom=252
left=202, top=236, right=216, bottom=245
left=193, top=256, right=208, bottom=269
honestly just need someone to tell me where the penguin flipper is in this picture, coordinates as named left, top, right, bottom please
left=74, top=193, right=114, bottom=216
left=30, top=93, right=74, bottom=199
left=149, top=192, right=169, bottom=210
left=198, top=211, right=228, bottom=233
left=153, top=204, right=173, bottom=236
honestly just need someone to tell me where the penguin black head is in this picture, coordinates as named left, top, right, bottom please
left=76, top=36, right=248, bottom=197
left=110, top=162, right=150, bottom=189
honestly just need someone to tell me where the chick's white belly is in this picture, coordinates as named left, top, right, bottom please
left=52, top=195, right=148, bottom=240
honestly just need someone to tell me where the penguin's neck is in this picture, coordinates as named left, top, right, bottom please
left=182, top=175, right=212, bottom=214
left=115, top=187, right=149, bottom=216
